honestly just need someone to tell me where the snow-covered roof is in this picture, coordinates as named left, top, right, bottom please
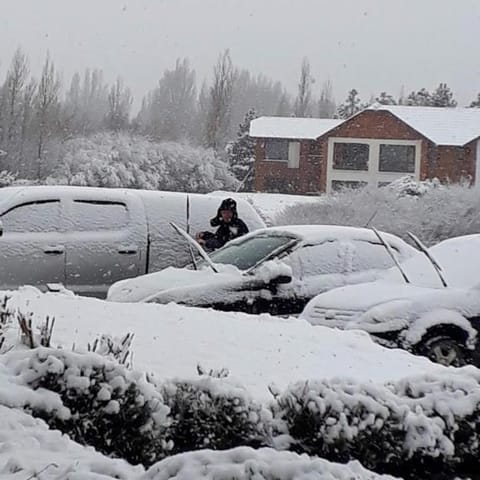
left=367, top=104, right=480, bottom=146
left=249, top=116, right=342, bottom=140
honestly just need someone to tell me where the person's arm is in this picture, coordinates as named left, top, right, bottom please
left=237, top=218, right=249, bottom=235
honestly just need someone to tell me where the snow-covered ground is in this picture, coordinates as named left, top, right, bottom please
left=6, top=287, right=445, bottom=402
left=210, top=190, right=322, bottom=225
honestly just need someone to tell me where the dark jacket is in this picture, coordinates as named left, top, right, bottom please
left=202, top=198, right=249, bottom=250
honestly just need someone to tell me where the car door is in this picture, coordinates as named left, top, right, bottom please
left=281, top=241, right=349, bottom=312
left=0, top=198, right=66, bottom=291
left=64, top=192, right=148, bottom=298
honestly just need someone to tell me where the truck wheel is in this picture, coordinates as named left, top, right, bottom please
left=416, top=335, right=467, bottom=367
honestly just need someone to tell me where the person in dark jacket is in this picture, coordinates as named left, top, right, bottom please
left=196, top=198, right=249, bottom=251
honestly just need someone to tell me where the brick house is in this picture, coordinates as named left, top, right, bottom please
left=250, top=105, right=480, bottom=194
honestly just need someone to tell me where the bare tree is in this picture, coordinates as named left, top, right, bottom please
left=106, top=77, right=132, bottom=131
left=318, top=79, right=336, bottom=118
left=34, top=53, right=61, bottom=178
left=294, top=57, right=314, bottom=117
left=204, top=49, right=236, bottom=150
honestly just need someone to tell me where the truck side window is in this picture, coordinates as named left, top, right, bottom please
left=70, top=200, right=128, bottom=232
left=1, top=200, right=61, bottom=233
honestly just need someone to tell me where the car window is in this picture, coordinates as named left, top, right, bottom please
left=1, top=200, right=62, bottom=233
left=207, top=234, right=296, bottom=270
left=70, top=200, right=128, bottom=232
left=350, top=241, right=397, bottom=272
left=287, top=241, right=345, bottom=277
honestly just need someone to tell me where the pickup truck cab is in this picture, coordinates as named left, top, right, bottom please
left=0, top=186, right=265, bottom=297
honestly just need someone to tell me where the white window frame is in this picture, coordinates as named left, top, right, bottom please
left=326, top=137, right=421, bottom=193
left=263, top=139, right=300, bottom=169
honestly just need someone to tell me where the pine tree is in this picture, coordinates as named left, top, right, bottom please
left=227, top=108, right=257, bottom=191
left=337, top=89, right=362, bottom=119
left=431, top=83, right=457, bottom=107
left=406, top=88, right=433, bottom=106
left=470, top=93, right=480, bottom=108
left=375, top=92, right=397, bottom=105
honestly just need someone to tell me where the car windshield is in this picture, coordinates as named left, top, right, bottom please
left=195, top=234, right=297, bottom=271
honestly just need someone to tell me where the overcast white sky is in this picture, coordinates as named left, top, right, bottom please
left=1, top=0, right=480, bottom=108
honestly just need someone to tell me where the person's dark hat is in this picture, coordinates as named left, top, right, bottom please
left=219, top=198, right=237, bottom=212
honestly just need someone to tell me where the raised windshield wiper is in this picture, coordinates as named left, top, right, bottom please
left=170, top=221, right=219, bottom=273
left=371, top=227, right=410, bottom=284
left=407, top=231, right=448, bottom=288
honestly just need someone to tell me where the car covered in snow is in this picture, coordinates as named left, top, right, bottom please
left=0, top=186, right=265, bottom=297
left=107, top=225, right=416, bottom=315
left=301, top=234, right=480, bottom=366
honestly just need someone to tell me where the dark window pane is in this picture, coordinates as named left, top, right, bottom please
left=331, top=180, right=367, bottom=191
left=379, top=145, right=415, bottom=173
left=333, top=143, right=369, bottom=170
left=265, top=139, right=289, bottom=161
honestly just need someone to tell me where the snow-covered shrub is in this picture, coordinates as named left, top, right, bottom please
left=275, top=180, right=480, bottom=246
left=161, top=376, right=271, bottom=454
left=88, top=332, right=135, bottom=368
left=10, top=347, right=171, bottom=466
left=271, top=373, right=480, bottom=479
left=48, top=132, right=239, bottom=193
left=0, top=170, right=16, bottom=187
left=141, top=447, right=398, bottom=480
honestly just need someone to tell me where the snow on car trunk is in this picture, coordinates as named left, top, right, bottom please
left=6, top=288, right=446, bottom=402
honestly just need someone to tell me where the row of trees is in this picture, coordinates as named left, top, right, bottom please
left=0, top=47, right=477, bottom=187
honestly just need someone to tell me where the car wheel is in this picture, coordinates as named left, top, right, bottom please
left=417, top=335, right=467, bottom=367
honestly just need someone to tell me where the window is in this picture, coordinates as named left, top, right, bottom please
left=333, top=142, right=369, bottom=170
left=287, top=241, right=345, bottom=277
left=207, top=234, right=297, bottom=270
left=331, top=180, right=367, bottom=191
left=265, top=139, right=289, bottom=161
left=379, top=144, right=415, bottom=173
left=70, top=200, right=128, bottom=232
left=350, top=241, right=396, bottom=272
left=1, top=200, right=62, bottom=233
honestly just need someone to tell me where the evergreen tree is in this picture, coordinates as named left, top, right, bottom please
left=470, top=93, right=480, bottom=108
left=227, top=108, right=257, bottom=191
left=406, top=88, right=433, bottom=106
left=375, top=92, right=397, bottom=105
left=337, top=89, right=362, bottom=119
left=431, top=83, right=457, bottom=107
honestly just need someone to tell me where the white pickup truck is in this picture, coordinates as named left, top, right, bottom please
left=0, top=186, right=265, bottom=297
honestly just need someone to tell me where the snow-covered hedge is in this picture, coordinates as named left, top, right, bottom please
left=271, top=372, right=480, bottom=479
left=141, top=447, right=398, bottom=480
left=47, top=132, right=239, bottom=193
left=275, top=178, right=480, bottom=246
left=161, top=376, right=270, bottom=454
left=7, top=348, right=172, bottom=466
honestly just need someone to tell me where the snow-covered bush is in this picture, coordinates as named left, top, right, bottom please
left=271, top=372, right=480, bottom=479
left=47, top=132, right=239, bottom=193
left=0, top=170, right=16, bottom=187
left=275, top=179, right=480, bottom=246
left=141, top=447, right=398, bottom=480
left=9, top=347, right=172, bottom=466
left=161, top=376, right=271, bottom=454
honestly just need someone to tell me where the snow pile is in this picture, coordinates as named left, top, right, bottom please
left=5, top=288, right=444, bottom=401
left=141, top=447, right=398, bottom=480
left=386, top=175, right=442, bottom=197
left=276, top=180, right=480, bottom=246
left=47, top=132, right=239, bottom=193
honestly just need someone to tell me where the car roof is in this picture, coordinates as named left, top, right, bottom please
left=255, top=225, right=409, bottom=247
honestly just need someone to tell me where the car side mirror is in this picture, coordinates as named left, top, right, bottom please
left=270, top=274, right=292, bottom=285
